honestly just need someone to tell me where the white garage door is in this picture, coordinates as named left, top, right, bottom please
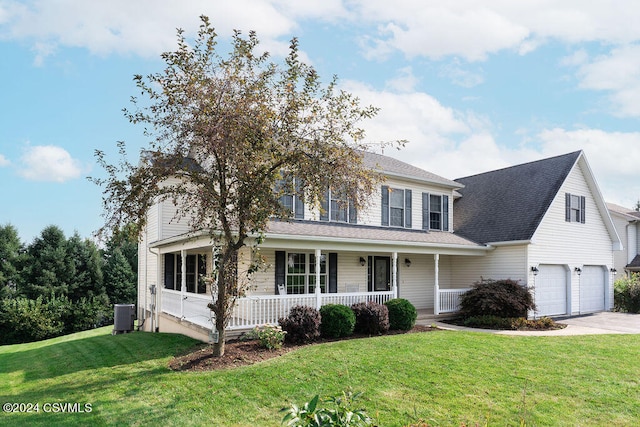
left=580, top=266, right=605, bottom=313
left=535, top=265, right=568, bottom=316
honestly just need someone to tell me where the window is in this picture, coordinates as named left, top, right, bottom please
left=320, top=188, right=357, bottom=224
left=286, top=253, right=327, bottom=294
left=381, top=186, right=412, bottom=228
left=276, top=173, right=304, bottom=219
left=422, top=193, right=449, bottom=231
left=164, top=253, right=207, bottom=294
left=565, top=193, right=585, bottom=223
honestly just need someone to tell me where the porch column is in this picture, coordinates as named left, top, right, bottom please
left=392, top=252, right=398, bottom=299
left=434, top=254, right=440, bottom=316
left=180, top=249, right=187, bottom=318
left=315, top=249, right=322, bottom=310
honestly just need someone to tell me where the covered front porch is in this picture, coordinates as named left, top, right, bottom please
left=161, top=286, right=470, bottom=331
left=147, top=221, right=486, bottom=336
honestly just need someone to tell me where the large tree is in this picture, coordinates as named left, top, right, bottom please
left=0, top=224, right=23, bottom=298
left=94, top=16, right=395, bottom=356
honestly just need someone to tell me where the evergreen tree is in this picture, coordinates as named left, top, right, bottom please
left=21, top=225, right=74, bottom=299
left=103, top=247, right=136, bottom=304
left=0, top=224, right=23, bottom=298
left=66, top=233, right=105, bottom=302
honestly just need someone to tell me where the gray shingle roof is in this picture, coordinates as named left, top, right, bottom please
left=266, top=219, right=481, bottom=247
left=453, top=151, right=582, bottom=244
left=363, top=151, right=462, bottom=188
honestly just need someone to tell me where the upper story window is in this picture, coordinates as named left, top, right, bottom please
left=381, top=186, right=412, bottom=228
left=275, top=173, right=304, bottom=219
left=422, top=193, right=449, bottom=231
left=566, top=193, right=585, bottom=223
left=320, top=188, right=357, bottom=224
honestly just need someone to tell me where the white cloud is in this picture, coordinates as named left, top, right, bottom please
left=353, top=1, right=640, bottom=61
left=18, top=145, right=83, bottom=182
left=0, top=0, right=301, bottom=61
left=570, top=45, right=640, bottom=117
left=0, top=154, right=10, bottom=167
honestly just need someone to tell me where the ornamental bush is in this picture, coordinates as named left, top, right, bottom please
left=351, top=301, right=389, bottom=335
left=278, top=305, right=321, bottom=344
left=251, top=324, right=286, bottom=349
left=319, top=304, right=356, bottom=338
left=458, top=279, right=535, bottom=318
left=384, top=298, right=417, bottom=331
left=614, top=274, right=640, bottom=313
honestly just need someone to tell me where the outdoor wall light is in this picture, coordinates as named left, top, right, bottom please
left=405, top=258, right=411, bottom=267
left=610, top=268, right=617, bottom=275
left=359, top=257, right=366, bottom=267
left=575, top=267, right=582, bottom=275
left=531, top=266, right=539, bottom=276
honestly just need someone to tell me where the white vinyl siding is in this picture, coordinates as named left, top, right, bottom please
left=529, top=160, right=614, bottom=313
left=450, top=245, right=528, bottom=288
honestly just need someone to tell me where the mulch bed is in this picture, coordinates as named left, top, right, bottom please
left=169, top=324, right=437, bottom=372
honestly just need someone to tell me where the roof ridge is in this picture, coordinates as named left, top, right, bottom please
left=455, top=150, right=582, bottom=181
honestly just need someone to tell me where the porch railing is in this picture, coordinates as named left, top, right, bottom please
left=438, top=288, right=471, bottom=314
left=160, top=289, right=394, bottom=331
left=161, top=288, right=468, bottom=331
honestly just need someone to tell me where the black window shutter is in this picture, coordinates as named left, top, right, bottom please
left=367, top=256, right=373, bottom=292
left=320, top=188, right=329, bottom=221
left=329, top=253, right=338, bottom=293
left=580, top=196, right=586, bottom=224
left=381, top=186, right=389, bottom=226
left=275, top=251, right=286, bottom=294
left=443, top=195, right=449, bottom=231
left=294, top=178, right=304, bottom=219
left=164, top=253, right=175, bottom=290
left=565, top=193, right=571, bottom=222
left=405, top=189, right=412, bottom=228
left=422, top=192, right=430, bottom=230
left=348, top=199, right=357, bottom=224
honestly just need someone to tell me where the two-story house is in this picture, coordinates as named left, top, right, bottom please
left=137, top=150, right=621, bottom=341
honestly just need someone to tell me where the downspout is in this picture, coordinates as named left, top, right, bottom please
left=149, top=246, right=161, bottom=333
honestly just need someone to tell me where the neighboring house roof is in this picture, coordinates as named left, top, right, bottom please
left=453, top=151, right=582, bottom=244
left=626, top=254, right=640, bottom=270
left=607, top=202, right=639, bottom=221
left=363, top=151, right=463, bottom=189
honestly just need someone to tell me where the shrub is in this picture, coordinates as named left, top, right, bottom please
left=281, top=390, right=373, bottom=427
left=385, top=298, right=417, bottom=330
left=278, top=305, right=321, bottom=344
left=351, top=301, right=389, bottom=335
left=463, top=315, right=561, bottom=330
left=458, top=279, right=535, bottom=318
left=320, top=304, right=356, bottom=338
left=614, top=274, right=640, bottom=313
left=251, top=324, right=286, bottom=350
left=0, top=296, right=65, bottom=345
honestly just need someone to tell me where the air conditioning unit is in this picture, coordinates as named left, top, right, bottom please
left=113, top=304, right=135, bottom=334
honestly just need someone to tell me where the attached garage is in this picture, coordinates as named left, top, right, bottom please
left=535, top=265, right=568, bottom=316
left=580, top=266, right=606, bottom=313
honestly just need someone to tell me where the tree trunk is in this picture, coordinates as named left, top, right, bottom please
left=212, top=326, right=225, bottom=356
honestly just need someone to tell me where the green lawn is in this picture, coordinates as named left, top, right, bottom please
left=1, top=327, right=639, bottom=426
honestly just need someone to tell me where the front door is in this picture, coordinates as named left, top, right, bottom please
left=373, top=256, right=391, bottom=291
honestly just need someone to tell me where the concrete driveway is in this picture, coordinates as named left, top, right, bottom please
left=435, top=312, right=640, bottom=336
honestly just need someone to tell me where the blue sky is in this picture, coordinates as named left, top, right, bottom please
left=2, top=1, right=640, bottom=243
